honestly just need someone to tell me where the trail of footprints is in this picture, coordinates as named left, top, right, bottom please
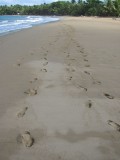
left=15, top=38, right=119, bottom=148
left=66, top=43, right=115, bottom=101
left=65, top=42, right=119, bottom=133
left=16, top=53, right=49, bottom=147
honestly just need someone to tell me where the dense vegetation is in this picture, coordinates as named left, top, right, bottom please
left=0, top=0, right=120, bottom=17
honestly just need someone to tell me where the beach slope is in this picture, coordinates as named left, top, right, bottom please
left=0, top=17, right=120, bottom=160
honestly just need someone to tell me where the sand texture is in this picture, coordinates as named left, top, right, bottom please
left=0, top=17, right=120, bottom=160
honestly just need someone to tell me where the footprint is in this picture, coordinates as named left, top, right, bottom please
left=71, top=69, right=75, bottom=72
left=80, top=50, right=84, bottom=53
left=43, top=61, right=48, bottom=66
left=84, top=71, right=90, bottom=75
left=84, top=58, right=88, bottom=62
left=24, top=89, right=37, bottom=96
left=34, top=77, right=38, bottom=81
left=66, top=67, right=70, bottom=72
left=86, top=100, right=92, bottom=108
left=66, top=68, right=75, bottom=72
left=17, top=107, right=28, bottom=118
left=85, top=64, right=90, bottom=67
left=104, top=93, right=114, bottom=99
left=41, top=68, right=47, bottom=72
left=17, top=63, right=21, bottom=66
left=66, top=54, right=70, bottom=58
left=29, top=77, right=38, bottom=83
left=79, top=85, right=87, bottom=91
left=93, top=80, right=101, bottom=85
left=44, top=57, right=47, bottom=60
left=69, top=76, right=72, bottom=80
left=108, top=120, right=120, bottom=132
left=21, top=131, right=34, bottom=147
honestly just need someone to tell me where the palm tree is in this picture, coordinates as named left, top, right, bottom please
left=104, top=0, right=116, bottom=16
left=114, top=0, right=120, bottom=16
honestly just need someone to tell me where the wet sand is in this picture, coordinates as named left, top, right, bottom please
left=0, top=17, right=120, bottom=160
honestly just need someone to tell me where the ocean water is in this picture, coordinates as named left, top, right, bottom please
left=0, top=15, right=59, bottom=36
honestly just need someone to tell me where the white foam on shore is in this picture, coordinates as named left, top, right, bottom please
left=0, top=16, right=59, bottom=35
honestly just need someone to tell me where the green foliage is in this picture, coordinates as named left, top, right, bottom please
left=0, top=0, right=119, bottom=17
left=114, top=0, right=120, bottom=16
left=71, top=0, right=76, bottom=3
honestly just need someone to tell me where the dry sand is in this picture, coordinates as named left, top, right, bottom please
left=0, top=17, right=120, bottom=160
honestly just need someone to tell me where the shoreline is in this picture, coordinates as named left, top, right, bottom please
left=0, top=17, right=120, bottom=160
left=0, top=15, right=60, bottom=37
left=0, top=16, right=120, bottom=38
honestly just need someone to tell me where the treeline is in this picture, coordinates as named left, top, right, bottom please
left=0, top=0, right=120, bottom=17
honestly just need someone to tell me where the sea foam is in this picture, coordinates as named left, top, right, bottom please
left=0, top=15, right=59, bottom=36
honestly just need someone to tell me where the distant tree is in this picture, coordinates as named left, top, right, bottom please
left=114, top=0, right=120, bottom=16
left=103, top=0, right=117, bottom=16
left=0, top=0, right=119, bottom=17
left=71, top=0, right=76, bottom=4
left=78, top=0, right=82, bottom=3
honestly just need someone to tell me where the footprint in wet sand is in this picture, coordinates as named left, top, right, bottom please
left=66, top=54, right=70, bottom=58
left=69, top=76, right=72, bottom=80
left=84, top=58, right=88, bottom=62
left=17, top=63, right=21, bottom=66
left=44, top=57, right=47, bottom=60
left=83, top=54, right=87, bottom=57
left=86, top=100, right=92, bottom=108
left=93, top=80, right=101, bottom=85
left=43, top=61, right=48, bottom=66
left=24, top=89, right=37, bottom=96
left=29, top=77, right=38, bottom=83
left=18, top=131, right=34, bottom=147
left=85, top=64, right=90, bottom=67
left=17, top=107, right=28, bottom=118
left=84, top=71, right=90, bottom=75
left=108, top=120, right=120, bottom=132
left=78, top=85, right=87, bottom=91
left=41, top=68, right=47, bottom=72
left=66, top=67, right=70, bottom=72
left=104, top=93, right=114, bottom=99
left=80, top=50, right=84, bottom=53
left=34, top=77, right=38, bottom=81
left=71, top=68, right=75, bottom=72
left=66, top=67, right=75, bottom=72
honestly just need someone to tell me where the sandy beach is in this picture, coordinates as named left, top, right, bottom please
left=0, top=16, right=120, bottom=160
